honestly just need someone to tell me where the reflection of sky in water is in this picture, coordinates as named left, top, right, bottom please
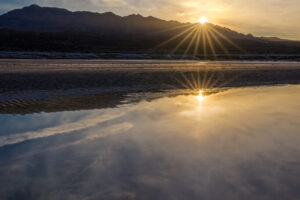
left=0, top=85, right=300, bottom=199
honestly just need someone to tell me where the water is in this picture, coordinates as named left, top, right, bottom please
left=0, top=85, right=300, bottom=199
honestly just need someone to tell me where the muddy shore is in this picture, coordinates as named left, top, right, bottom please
left=0, top=59, right=299, bottom=113
left=1, top=60, right=300, bottom=91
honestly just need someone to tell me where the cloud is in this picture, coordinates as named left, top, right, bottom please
left=0, top=112, right=125, bottom=147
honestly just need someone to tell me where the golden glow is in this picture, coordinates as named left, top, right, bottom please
left=155, top=21, right=243, bottom=58
left=198, top=17, right=208, bottom=24
left=154, top=18, right=244, bottom=96
left=197, top=90, right=205, bottom=102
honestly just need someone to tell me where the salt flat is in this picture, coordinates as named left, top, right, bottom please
left=0, top=59, right=300, bottom=73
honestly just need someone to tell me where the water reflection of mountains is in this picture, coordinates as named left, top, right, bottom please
left=0, top=88, right=226, bottom=114
left=1, top=66, right=300, bottom=114
left=0, top=92, right=128, bottom=114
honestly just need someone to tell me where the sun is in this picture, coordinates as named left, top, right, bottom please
left=198, top=17, right=208, bottom=24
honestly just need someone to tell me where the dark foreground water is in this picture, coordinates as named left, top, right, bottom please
left=0, top=85, right=300, bottom=200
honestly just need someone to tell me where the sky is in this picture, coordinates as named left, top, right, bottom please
left=0, top=0, right=299, bottom=40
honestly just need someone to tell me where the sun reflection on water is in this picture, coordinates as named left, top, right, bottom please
left=197, top=90, right=205, bottom=102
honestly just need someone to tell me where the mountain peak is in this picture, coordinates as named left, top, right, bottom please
left=27, top=4, right=40, bottom=8
left=24, top=4, right=41, bottom=10
left=125, top=14, right=144, bottom=19
left=21, top=4, right=70, bottom=14
left=101, top=11, right=117, bottom=16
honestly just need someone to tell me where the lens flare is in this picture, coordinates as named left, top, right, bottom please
left=197, top=90, right=205, bottom=102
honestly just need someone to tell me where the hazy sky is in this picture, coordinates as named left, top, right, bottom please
left=0, top=0, right=299, bottom=40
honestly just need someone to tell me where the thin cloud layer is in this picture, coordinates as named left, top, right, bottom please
left=0, top=112, right=125, bottom=147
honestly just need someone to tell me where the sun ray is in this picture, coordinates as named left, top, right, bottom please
left=208, top=75, right=220, bottom=89
left=201, top=66, right=210, bottom=88
left=202, top=26, right=207, bottom=59
left=149, top=23, right=194, bottom=35
left=183, top=28, right=199, bottom=58
left=181, top=72, right=197, bottom=90
left=155, top=24, right=197, bottom=48
left=190, top=71, right=199, bottom=89
left=173, top=74, right=192, bottom=89
left=207, top=28, right=230, bottom=56
left=217, top=72, right=243, bottom=88
left=204, top=70, right=216, bottom=88
left=170, top=26, right=197, bottom=54
left=209, top=26, right=244, bottom=53
left=197, top=67, right=202, bottom=89
left=204, top=26, right=217, bottom=60
left=193, top=27, right=201, bottom=56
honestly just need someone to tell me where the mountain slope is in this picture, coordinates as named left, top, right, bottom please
left=0, top=4, right=300, bottom=55
left=0, top=4, right=182, bottom=34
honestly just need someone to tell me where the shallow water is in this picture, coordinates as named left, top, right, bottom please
left=0, top=85, right=300, bottom=200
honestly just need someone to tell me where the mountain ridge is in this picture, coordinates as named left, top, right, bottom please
left=0, top=4, right=184, bottom=34
left=0, top=4, right=258, bottom=39
left=0, top=4, right=300, bottom=55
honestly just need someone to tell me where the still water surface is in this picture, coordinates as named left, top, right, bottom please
left=0, top=85, right=300, bottom=200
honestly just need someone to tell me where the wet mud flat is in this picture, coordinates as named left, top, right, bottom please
left=0, top=85, right=300, bottom=200
left=1, top=60, right=300, bottom=91
left=0, top=59, right=300, bottom=113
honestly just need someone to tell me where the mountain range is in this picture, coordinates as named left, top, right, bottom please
left=0, top=4, right=300, bottom=56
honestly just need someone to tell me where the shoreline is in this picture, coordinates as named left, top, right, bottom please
left=0, top=84, right=298, bottom=114
left=0, top=59, right=299, bottom=114
left=0, top=51, right=300, bottom=61
left=1, top=59, right=300, bottom=73
left=1, top=60, right=299, bottom=92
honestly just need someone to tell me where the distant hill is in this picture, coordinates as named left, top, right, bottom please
left=0, top=4, right=300, bottom=56
left=0, top=4, right=183, bottom=34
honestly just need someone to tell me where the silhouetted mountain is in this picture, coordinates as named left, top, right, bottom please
left=0, top=4, right=300, bottom=56
left=0, top=4, right=182, bottom=34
